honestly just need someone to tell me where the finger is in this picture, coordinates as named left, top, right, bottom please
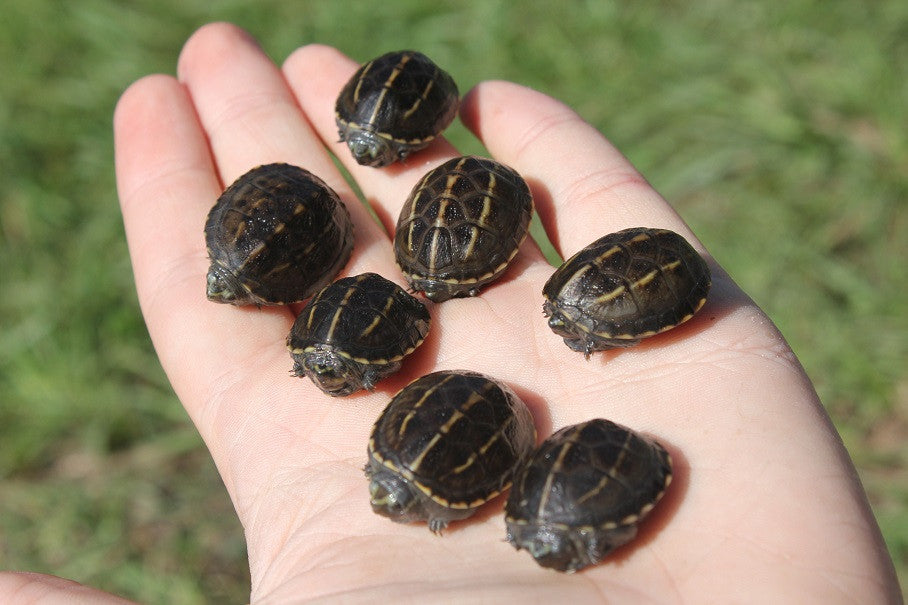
left=113, top=52, right=391, bottom=528
left=460, top=81, right=701, bottom=258
left=114, top=74, right=297, bottom=427
left=176, top=23, right=392, bottom=275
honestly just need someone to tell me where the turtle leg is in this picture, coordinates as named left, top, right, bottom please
left=360, top=360, right=401, bottom=391
left=562, top=335, right=640, bottom=358
left=427, top=517, right=450, bottom=535
left=561, top=336, right=592, bottom=356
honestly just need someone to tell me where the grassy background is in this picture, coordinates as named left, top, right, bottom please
left=1, top=1, right=905, bottom=601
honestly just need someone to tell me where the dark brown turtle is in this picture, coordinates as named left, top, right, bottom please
left=366, top=370, right=537, bottom=533
left=542, top=227, right=710, bottom=356
left=335, top=50, right=459, bottom=167
left=205, top=163, right=353, bottom=306
left=394, top=156, right=534, bottom=302
left=287, top=273, right=430, bottom=397
left=505, top=419, right=673, bottom=573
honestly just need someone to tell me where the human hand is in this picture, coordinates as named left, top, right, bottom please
left=2, top=23, right=899, bottom=604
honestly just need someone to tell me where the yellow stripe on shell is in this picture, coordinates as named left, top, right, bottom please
left=336, top=114, right=437, bottom=146
left=402, top=76, right=435, bottom=120
left=559, top=294, right=708, bottom=341
left=399, top=221, right=529, bottom=286
left=358, top=294, right=397, bottom=339
left=369, top=434, right=509, bottom=510
left=396, top=373, right=456, bottom=440
left=591, top=244, right=623, bottom=266
left=461, top=173, right=496, bottom=261
left=576, top=429, right=633, bottom=505
left=449, top=411, right=512, bottom=475
left=406, top=388, right=485, bottom=473
left=364, top=53, right=411, bottom=129
left=535, top=426, right=578, bottom=518
left=351, top=59, right=376, bottom=104
left=324, top=285, right=358, bottom=342
left=378, top=379, right=510, bottom=508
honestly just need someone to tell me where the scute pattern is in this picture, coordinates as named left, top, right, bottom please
left=288, top=273, right=430, bottom=397
left=291, top=273, right=429, bottom=362
left=394, top=156, right=534, bottom=301
left=509, top=420, right=671, bottom=526
left=543, top=227, right=710, bottom=354
left=366, top=370, right=536, bottom=531
left=205, top=163, right=353, bottom=306
left=335, top=50, right=459, bottom=167
left=505, top=419, right=672, bottom=572
left=371, top=371, right=535, bottom=504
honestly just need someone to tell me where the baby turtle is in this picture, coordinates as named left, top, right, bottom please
left=287, top=273, right=430, bottom=397
left=205, top=163, right=353, bottom=306
left=394, top=156, right=534, bottom=302
left=335, top=50, right=459, bottom=167
left=505, top=419, right=673, bottom=573
left=366, top=370, right=537, bottom=533
left=543, top=227, right=710, bottom=356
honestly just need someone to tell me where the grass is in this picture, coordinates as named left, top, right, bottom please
left=1, top=1, right=905, bottom=601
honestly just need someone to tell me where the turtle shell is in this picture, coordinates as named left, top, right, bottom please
left=366, top=370, right=537, bottom=533
left=335, top=50, right=459, bottom=167
left=394, top=156, right=534, bottom=302
left=542, top=227, right=710, bottom=355
left=205, top=163, right=354, bottom=306
left=505, top=419, right=673, bottom=573
left=287, top=273, right=430, bottom=397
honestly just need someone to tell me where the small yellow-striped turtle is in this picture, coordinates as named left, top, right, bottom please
left=394, top=156, right=534, bottom=302
left=287, top=273, right=430, bottom=397
left=505, top=419, right=673, bottom=572
left=335, top=50, right=459, bottom=167
left=204, top=163, right=353, bottom=306
left=366, top=370, right=536, bottom=533
left=543, top=227, right=710, bottom=356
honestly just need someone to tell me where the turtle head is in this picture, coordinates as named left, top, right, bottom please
left=543, top=308, right=585, bottom=349
left=542, top=302, right=572, bottom=337
left=297, top=349, right=367, bottom=397
left=507, top=520, right=638, bottom=572
left=506, top=522, right=589, bottom=573
left=344, top=130, right=396, bottom=168
left=542, top=302, right=607, bottom=358
left=367, top=465, right=421, bottom=523
left=206, top=263, right=255, bottom=305
left=406, top=276, right=465, bottom=303
left=365, top=459, right=473, bottom=533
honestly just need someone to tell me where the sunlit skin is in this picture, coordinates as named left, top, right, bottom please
left=0, top=23, right=899, bottom=604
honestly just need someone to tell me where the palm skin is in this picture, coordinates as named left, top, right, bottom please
left=0, top=23, right=899, bottom=604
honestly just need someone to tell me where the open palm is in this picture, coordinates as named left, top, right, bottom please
left=2, top=23, right=898, bottom=604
